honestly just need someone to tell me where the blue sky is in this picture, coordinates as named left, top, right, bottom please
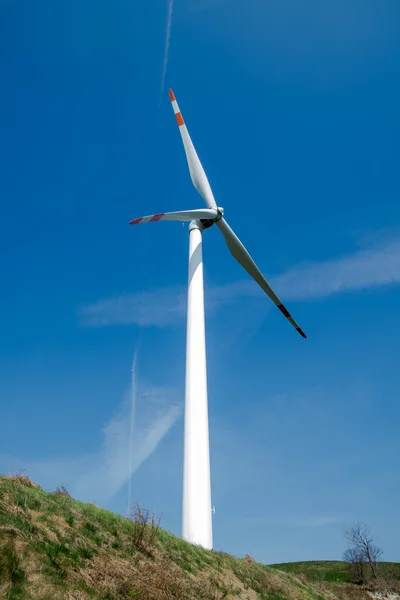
left=1, top=0, right=399, bottom=563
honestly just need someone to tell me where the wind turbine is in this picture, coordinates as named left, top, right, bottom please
left=130, top=89, right=306, bottom=550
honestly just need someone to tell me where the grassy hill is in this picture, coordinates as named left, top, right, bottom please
left=0, top=474, right=398, bottom=600
left=270, top=561, right=400, bottom=584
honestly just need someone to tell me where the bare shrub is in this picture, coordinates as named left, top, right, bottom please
left=243, top=553, right=256, bottom=563
left=129, top=502, right=161, bottom=554
left=344, top=547, right=367, bottom=584
left=344, top=522, right=383, bottom=583
left=50, top=484, right=71, bottom=498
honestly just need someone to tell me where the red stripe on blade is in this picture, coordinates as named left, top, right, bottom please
left=176, top=112, right=184, bottom=127
left=278, top=304, right=290, bottom=318
left=169, top=89, right=176, bottom=102
left=130, top=217, right=143, bottom=225
left=150, top=213, right=164, bottom=222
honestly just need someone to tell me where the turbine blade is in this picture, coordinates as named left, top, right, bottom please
left=169, top=89, right=217, bottom=209
left=216, top=218, right=306, bottom=338
left=129, top=208, right=217, bottom=225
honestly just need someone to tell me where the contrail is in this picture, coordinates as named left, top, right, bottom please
left=158, top=0, right=174, bottom=108
left=127, top=350, right=139, bottom=514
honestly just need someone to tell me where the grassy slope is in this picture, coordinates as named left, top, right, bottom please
left=0, top=475, right=398, bottom=600
left=270, top=562, right=350, bottom=583
left=270, top=562, right=400, bottom=584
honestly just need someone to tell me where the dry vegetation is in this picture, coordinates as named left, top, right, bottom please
left=0, top=474, right=398, bottom=600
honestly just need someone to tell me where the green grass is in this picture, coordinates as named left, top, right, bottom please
left=270, top=560, right=400, bottom=584
left=1, top=474, right=399, bottom=600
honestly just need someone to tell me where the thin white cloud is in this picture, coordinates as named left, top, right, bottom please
left=80, top=236, right=400, bottom=328
left=81, top=286, right=187, bottom=327
left=1, top=376, right=182, bottom=507
left=272, top=238, right=400, bottom=301
left=80, top=280, right=253, bottom=328
left=158, top=0, right=174, bottom=107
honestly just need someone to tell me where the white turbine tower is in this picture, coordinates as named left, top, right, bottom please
left=130, top=89, right=306, bottom=550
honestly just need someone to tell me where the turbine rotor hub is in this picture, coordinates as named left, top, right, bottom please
left=199, top=206, right=224, bottom=229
